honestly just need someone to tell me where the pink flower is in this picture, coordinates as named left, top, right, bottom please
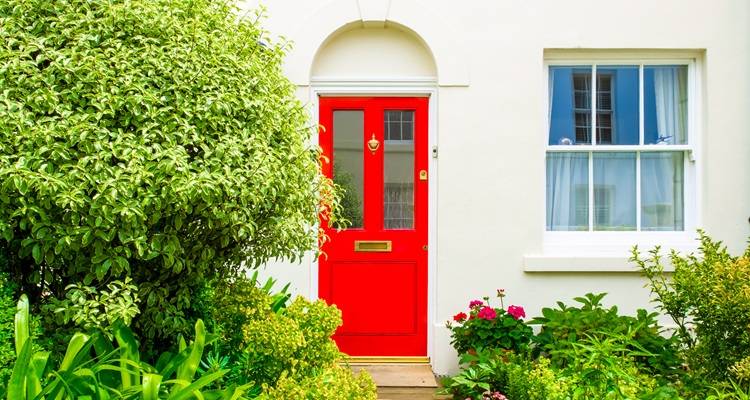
left=469, top=299, right=484, bottom=309
left=507, top=305, right=526, bottom=320
left=453, top=312, right=467, bottom=322
left=477, top=306, right=497, bottom=320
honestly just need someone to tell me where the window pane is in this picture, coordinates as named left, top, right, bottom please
left=384, top=111, right=414, bottom=229
left=549, top=66, right=593, bottom=145
left=333, top=111, right=364, bottom=228
left=546, top=152, right=589, bottom=230
left=641, top=152, right=684, bottom=231
left=596, top=66, right=639, bottom=145
left=593, top=152, right=636, bottom=230
left=644, top=66, right=688, bottom=145
left=385, top=110, right=414, bottom=142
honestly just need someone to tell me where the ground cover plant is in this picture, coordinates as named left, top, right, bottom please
left=443, top=232, right=750, bottom=400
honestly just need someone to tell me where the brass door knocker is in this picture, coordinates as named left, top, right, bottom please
left=367, top=134, right=380, bottom=154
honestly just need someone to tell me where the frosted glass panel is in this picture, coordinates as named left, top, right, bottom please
left=384, top=111, right=414, bottom=229
left=546, top=152, right=589, bottom=231
left=641, top=152, right=684, bottom=231
left=333, top=111, right=364, bottom=228
left=593, top=153, right=636, bottom=230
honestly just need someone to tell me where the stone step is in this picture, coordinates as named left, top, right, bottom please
left=349, top=363, right=449, bottom=400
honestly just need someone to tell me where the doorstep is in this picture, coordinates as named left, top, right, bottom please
left=348, top=363, right=449, bottom=400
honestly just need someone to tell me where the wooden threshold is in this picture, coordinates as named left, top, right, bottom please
left=346, top=356, right=430, bottom=364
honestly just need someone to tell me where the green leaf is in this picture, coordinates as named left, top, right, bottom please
left=59, top=332, right=91, bottom=371
left=143, top=373, right=163, bottom=400
left=32, top=244, right=42, bottom=264
left=166, top=370, right=227, bottom=400
left=176, top=319, right=206, bottom=384
left=7, top=341, right=31, bottom=400
left=14, top=294, right=29, bottom=357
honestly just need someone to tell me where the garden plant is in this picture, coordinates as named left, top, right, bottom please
left=0, top=0, right=377, bottom=398
left=442, top=232, right=750, bottom=400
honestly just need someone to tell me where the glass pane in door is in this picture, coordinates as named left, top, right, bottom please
left=383, top=111, right=415, bottom=229
left=333, top=111, right=364, bottom=228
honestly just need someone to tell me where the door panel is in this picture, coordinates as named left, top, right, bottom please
left=319, top=97, right=428, bottom=356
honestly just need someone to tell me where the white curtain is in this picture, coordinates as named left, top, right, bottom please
left=641, top=152, right=684, bottom=230
left=654, top=67, right=688, bottom=144
left=593, top=153, right=636, bottom=230
left=547, top=153, right=588, bottom=230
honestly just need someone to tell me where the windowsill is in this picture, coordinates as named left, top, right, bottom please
left=523, top=255, right=666, bottom=272
left=525, top=231, right=698, bottom=272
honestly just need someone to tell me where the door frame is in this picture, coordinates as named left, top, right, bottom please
left=309, top=77, right=438, bottom=363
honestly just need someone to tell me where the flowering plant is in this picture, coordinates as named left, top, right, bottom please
left=447, top=289, right=533, bottom=354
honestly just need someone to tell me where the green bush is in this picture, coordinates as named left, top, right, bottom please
left=441, top=349, right=570, bottom=400
left=44, top=277, right=140, bottom=334
left=260, top=364, right=376, bottom=400
left=203, top=275, right=376, bottom=398
left=447, top=290, right=533, bottom=354
left=0, top=273, right=17, bottom=393
left=531, top=292, right=681, bottom=378
left=556, top=333, right=683, bottom=400
left=0, top=0, right=340, bottom=350
left=633, top=231, right=750, bottom=382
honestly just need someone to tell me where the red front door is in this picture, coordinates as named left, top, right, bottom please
left=319, top=97, right=428, bottom=356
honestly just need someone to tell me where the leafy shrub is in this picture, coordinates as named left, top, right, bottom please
left=0, top=272, right=18, bottom=393
left=447, top=290, right=533, bottom=354
left=8, top=294, right=251, bottom=399
left=238, top=297, right=344, bottom=387
left=557, top=333, right=683, bottom=400
left=207, top=272, right=291, bottom=352
left=260, top=364, right=376, bottom=400
left=633, top=231, right=750, bottom=382
left=531, top=292, right=681, bottom=377
left=44, top=277, right=140, bottom=334
left=203, top=274, right=375, bottom=398
left=0, top=0, right=340, bottom=350
left=441, top=349, right=571, bottom=400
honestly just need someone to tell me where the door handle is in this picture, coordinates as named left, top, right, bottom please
left=354, top=240, right=392, bottom=252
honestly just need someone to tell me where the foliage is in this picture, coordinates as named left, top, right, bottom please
left=633, top=231, right=750, bottom=382
left=259, top=364, right=376, bottom=400
left=8, top=294, right=252, bottom=399
left=447, top=290, right=533, bottom=354
left=207, top=272, right=290, bottom=353
left=440, top=348, right=571, bottom=400
left=0, top=272, right=18, bottom=393
left=530, top=292, right=681, bottom=377
left=201, top=274, right=375, bottom=398
left=556, top=333, right=683, bottom=400
left=237, top=296, right=343, bottom=387
left=44, top=277, right=140, bottom=334
left=332, top=166, right=362, bottom=227
left=0, top=0, right=340, bottom=348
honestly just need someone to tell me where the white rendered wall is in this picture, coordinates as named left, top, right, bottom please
left=245, top=0, right=750, bottom=375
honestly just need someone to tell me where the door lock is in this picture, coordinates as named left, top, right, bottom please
left=419, top=170, right=428, bottom=180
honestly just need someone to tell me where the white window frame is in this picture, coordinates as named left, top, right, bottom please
left=540, top=56, right=702, bottom=260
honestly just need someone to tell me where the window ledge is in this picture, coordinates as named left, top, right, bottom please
left=523, top=254, right=663, bottom=272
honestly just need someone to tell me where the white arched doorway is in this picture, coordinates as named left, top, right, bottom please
left=310, top=22, right=440, bottom=361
